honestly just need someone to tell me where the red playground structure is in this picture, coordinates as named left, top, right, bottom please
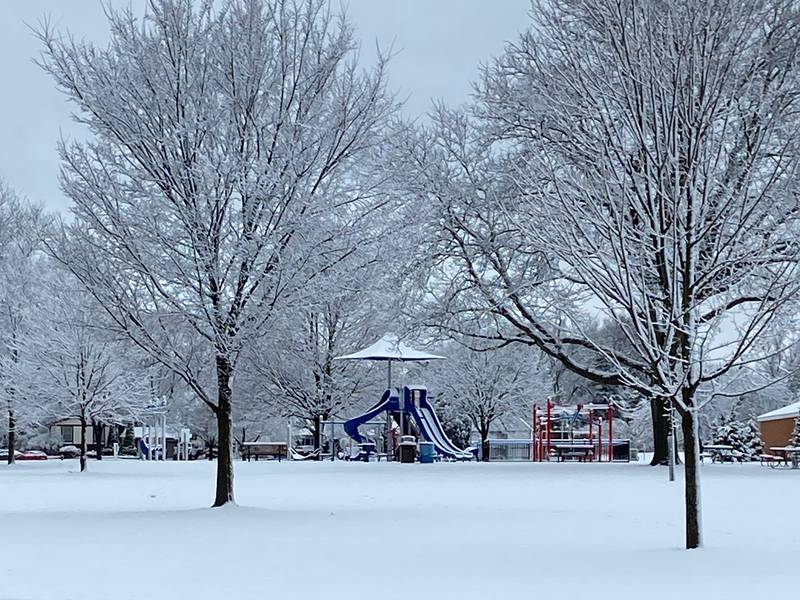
left=531, top=401, right=630, bottom=462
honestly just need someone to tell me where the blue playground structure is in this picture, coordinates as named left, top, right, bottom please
left=137, top=438, right=162, bottom=460
left=344, top=386, right=472, bottom=460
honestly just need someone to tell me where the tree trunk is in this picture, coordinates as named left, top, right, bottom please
left=649, top=396, right=667, bottom=465
left=79, top=416, right=88, bottom=472
left=650, top=396, right=677, bottom=466
left=481, top=438, right=490, bottom=462
left=680, top=407, right=703, bottom=549
left=93, top=420, right=103, bottom=461
left=213, top=355, right=235, bottom=507
left=7, top=409, right=15, bottom=465
left=322, top=410, right=331, bottom=460
left=313, top=413, right=322, bottom=455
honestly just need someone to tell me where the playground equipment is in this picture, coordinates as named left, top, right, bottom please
left=137, top=438, right=162, bottom=460
left=531, top=400, right=630, bottom=462
left=138, top=397, right=192, bottom=461
left=139, top=398, right=168, bottom=461
left=343, top=386, right=472, bottom=460
left=176, top=428, right=191, bottom=461
left=336, top=335, right=446, bottom=458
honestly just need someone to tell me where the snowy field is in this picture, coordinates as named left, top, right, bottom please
left=1, top=459, right=797, bottom=600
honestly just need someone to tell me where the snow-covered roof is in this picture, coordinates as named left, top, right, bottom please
left=757, top=401, right=800, bottom=423
left=335, top=334, right=445, bottom=362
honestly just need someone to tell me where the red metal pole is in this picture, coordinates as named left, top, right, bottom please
left=608, top=404, right=613, bottom=462
left=546, top=401, right=552, bottom=461
left=598, top=418, right=603, bottom=463
left=588, top=409, right=593, bottom=462
left=532, top=405, right=537, bottom=461
left=539, top=423, right=544, bottom=462
left=538, top=415, right=544, bottom=462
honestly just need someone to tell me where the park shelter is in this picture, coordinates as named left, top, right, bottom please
left=757, top=401, right=800, bottom=451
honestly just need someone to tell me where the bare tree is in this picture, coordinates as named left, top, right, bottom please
left=0, top=182, right=49, bottom=465
left=249, top=261, right=391, bottom=451
left=22, top=274, right=148, bottom=471
left=488, top=0, right=800, bottom=548
left=38, top=0, right=395, bottom=504
left=429, top=340, right=542, bottom=460
left=401, top=0, right=800, bottom=549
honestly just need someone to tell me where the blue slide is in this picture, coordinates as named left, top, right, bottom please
left=343, top=387, right=471, bottom=460
left=138, top=439, right=163, bottom=459
left=406, top=390, right=472, bottom=460
left=343, top=389, right=399, bottom=443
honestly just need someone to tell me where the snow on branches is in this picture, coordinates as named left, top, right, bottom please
left=37, top=0, right=397, bottom=504
left=400, top=0, right=800, bottom=549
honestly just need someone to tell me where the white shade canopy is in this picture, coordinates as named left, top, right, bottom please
left=335, top=334, right=445, bottom=362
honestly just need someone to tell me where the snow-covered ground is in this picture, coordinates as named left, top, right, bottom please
left=1, top=458, right=796, bottom=599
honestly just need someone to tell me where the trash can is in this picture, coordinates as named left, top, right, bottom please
left=399, top=440, right=417, bottom=463
left=418, top=442, right=435, bottom=463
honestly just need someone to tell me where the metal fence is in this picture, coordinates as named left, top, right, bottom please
left=486, top=439, right=533, bottom=462
left=485, top=438, right=632, bottom=462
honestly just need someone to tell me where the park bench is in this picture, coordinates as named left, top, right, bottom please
left=702, top=445, right=742, bottom=463
left=557, top=451, right=592, bottom=462
left=552, top=445, right=594, bottom=462
left=760, top=454, right=786, bottom=468
left=241, top=441, right=287, bottom=462
left=768, top=447, right=800, bottom=469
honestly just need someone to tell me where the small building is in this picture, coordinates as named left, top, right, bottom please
left=757, top=401, right=800, bottom=451
left=51, top=418, right=114, bottom=448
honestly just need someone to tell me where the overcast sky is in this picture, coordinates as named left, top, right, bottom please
left=0, top=1, right=530, bottom=212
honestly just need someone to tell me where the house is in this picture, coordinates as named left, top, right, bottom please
left=51, top=418, right=114, bottom=448
left=757, top=401, right=800, bottom=451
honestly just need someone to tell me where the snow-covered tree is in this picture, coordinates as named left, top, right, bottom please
left=434, top=395, right=472, bottom=450
left=790, top=411, right=800, bottom=448
left=38, top=0, right=396, bottom=504
left=711, top=409, right=763, bottom=461
left=710, top=403, right=762, bottom=462
left=248, top=246, right=397, bottom=451
left=22, top=275, right=148, bottom=471
left=401, top=0, right=800, bottom=549
left=425, top=341, right=541, bottom=460
left=0, top=181, right=50, bottom=464
left=497, top=0, right=800, bottom=548
left=250, top=310, right=376, bottom=451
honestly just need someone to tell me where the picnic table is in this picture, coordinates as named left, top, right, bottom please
left=703, top=444, right=741, bottom=463
left=769, top=447, right=800, bottom=469
left=551, top=443, right=594, bottom=462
